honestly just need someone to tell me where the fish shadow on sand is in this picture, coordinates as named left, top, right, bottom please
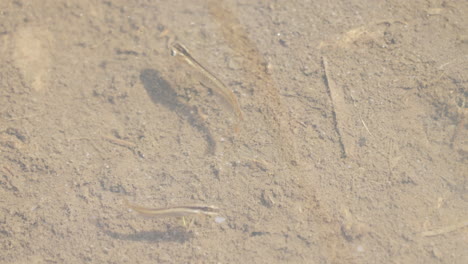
left=103, top=226, right=193, bottom=244
left=139, top=68, right=216, bottom=155
left=94, top=217, right=192, bottom=243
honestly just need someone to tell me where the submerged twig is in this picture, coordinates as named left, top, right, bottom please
left=102, top=135, right=136, bottom=149
left=322, top=56, right=348, bottom=158
left=421, top=220, right=468, bottom=237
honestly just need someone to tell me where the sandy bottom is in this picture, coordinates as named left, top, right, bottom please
left=1, top=0, right=467, bottom=263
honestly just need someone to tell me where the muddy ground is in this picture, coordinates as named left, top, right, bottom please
left=0, top=0, right=467, bottom=263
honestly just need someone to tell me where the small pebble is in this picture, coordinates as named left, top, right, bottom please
left=215, top=216, right=226, bottom=223
left=357, top=245, right=364, bottom=252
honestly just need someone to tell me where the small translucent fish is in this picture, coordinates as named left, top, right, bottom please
left=124, top=199, right=219, bottom=218
left=170, top=42, right=243, bottom=131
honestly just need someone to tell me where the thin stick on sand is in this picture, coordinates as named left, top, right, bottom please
left=421, top=220, right=468, bottom=237
left=322, top=56, right=348, bottom=158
